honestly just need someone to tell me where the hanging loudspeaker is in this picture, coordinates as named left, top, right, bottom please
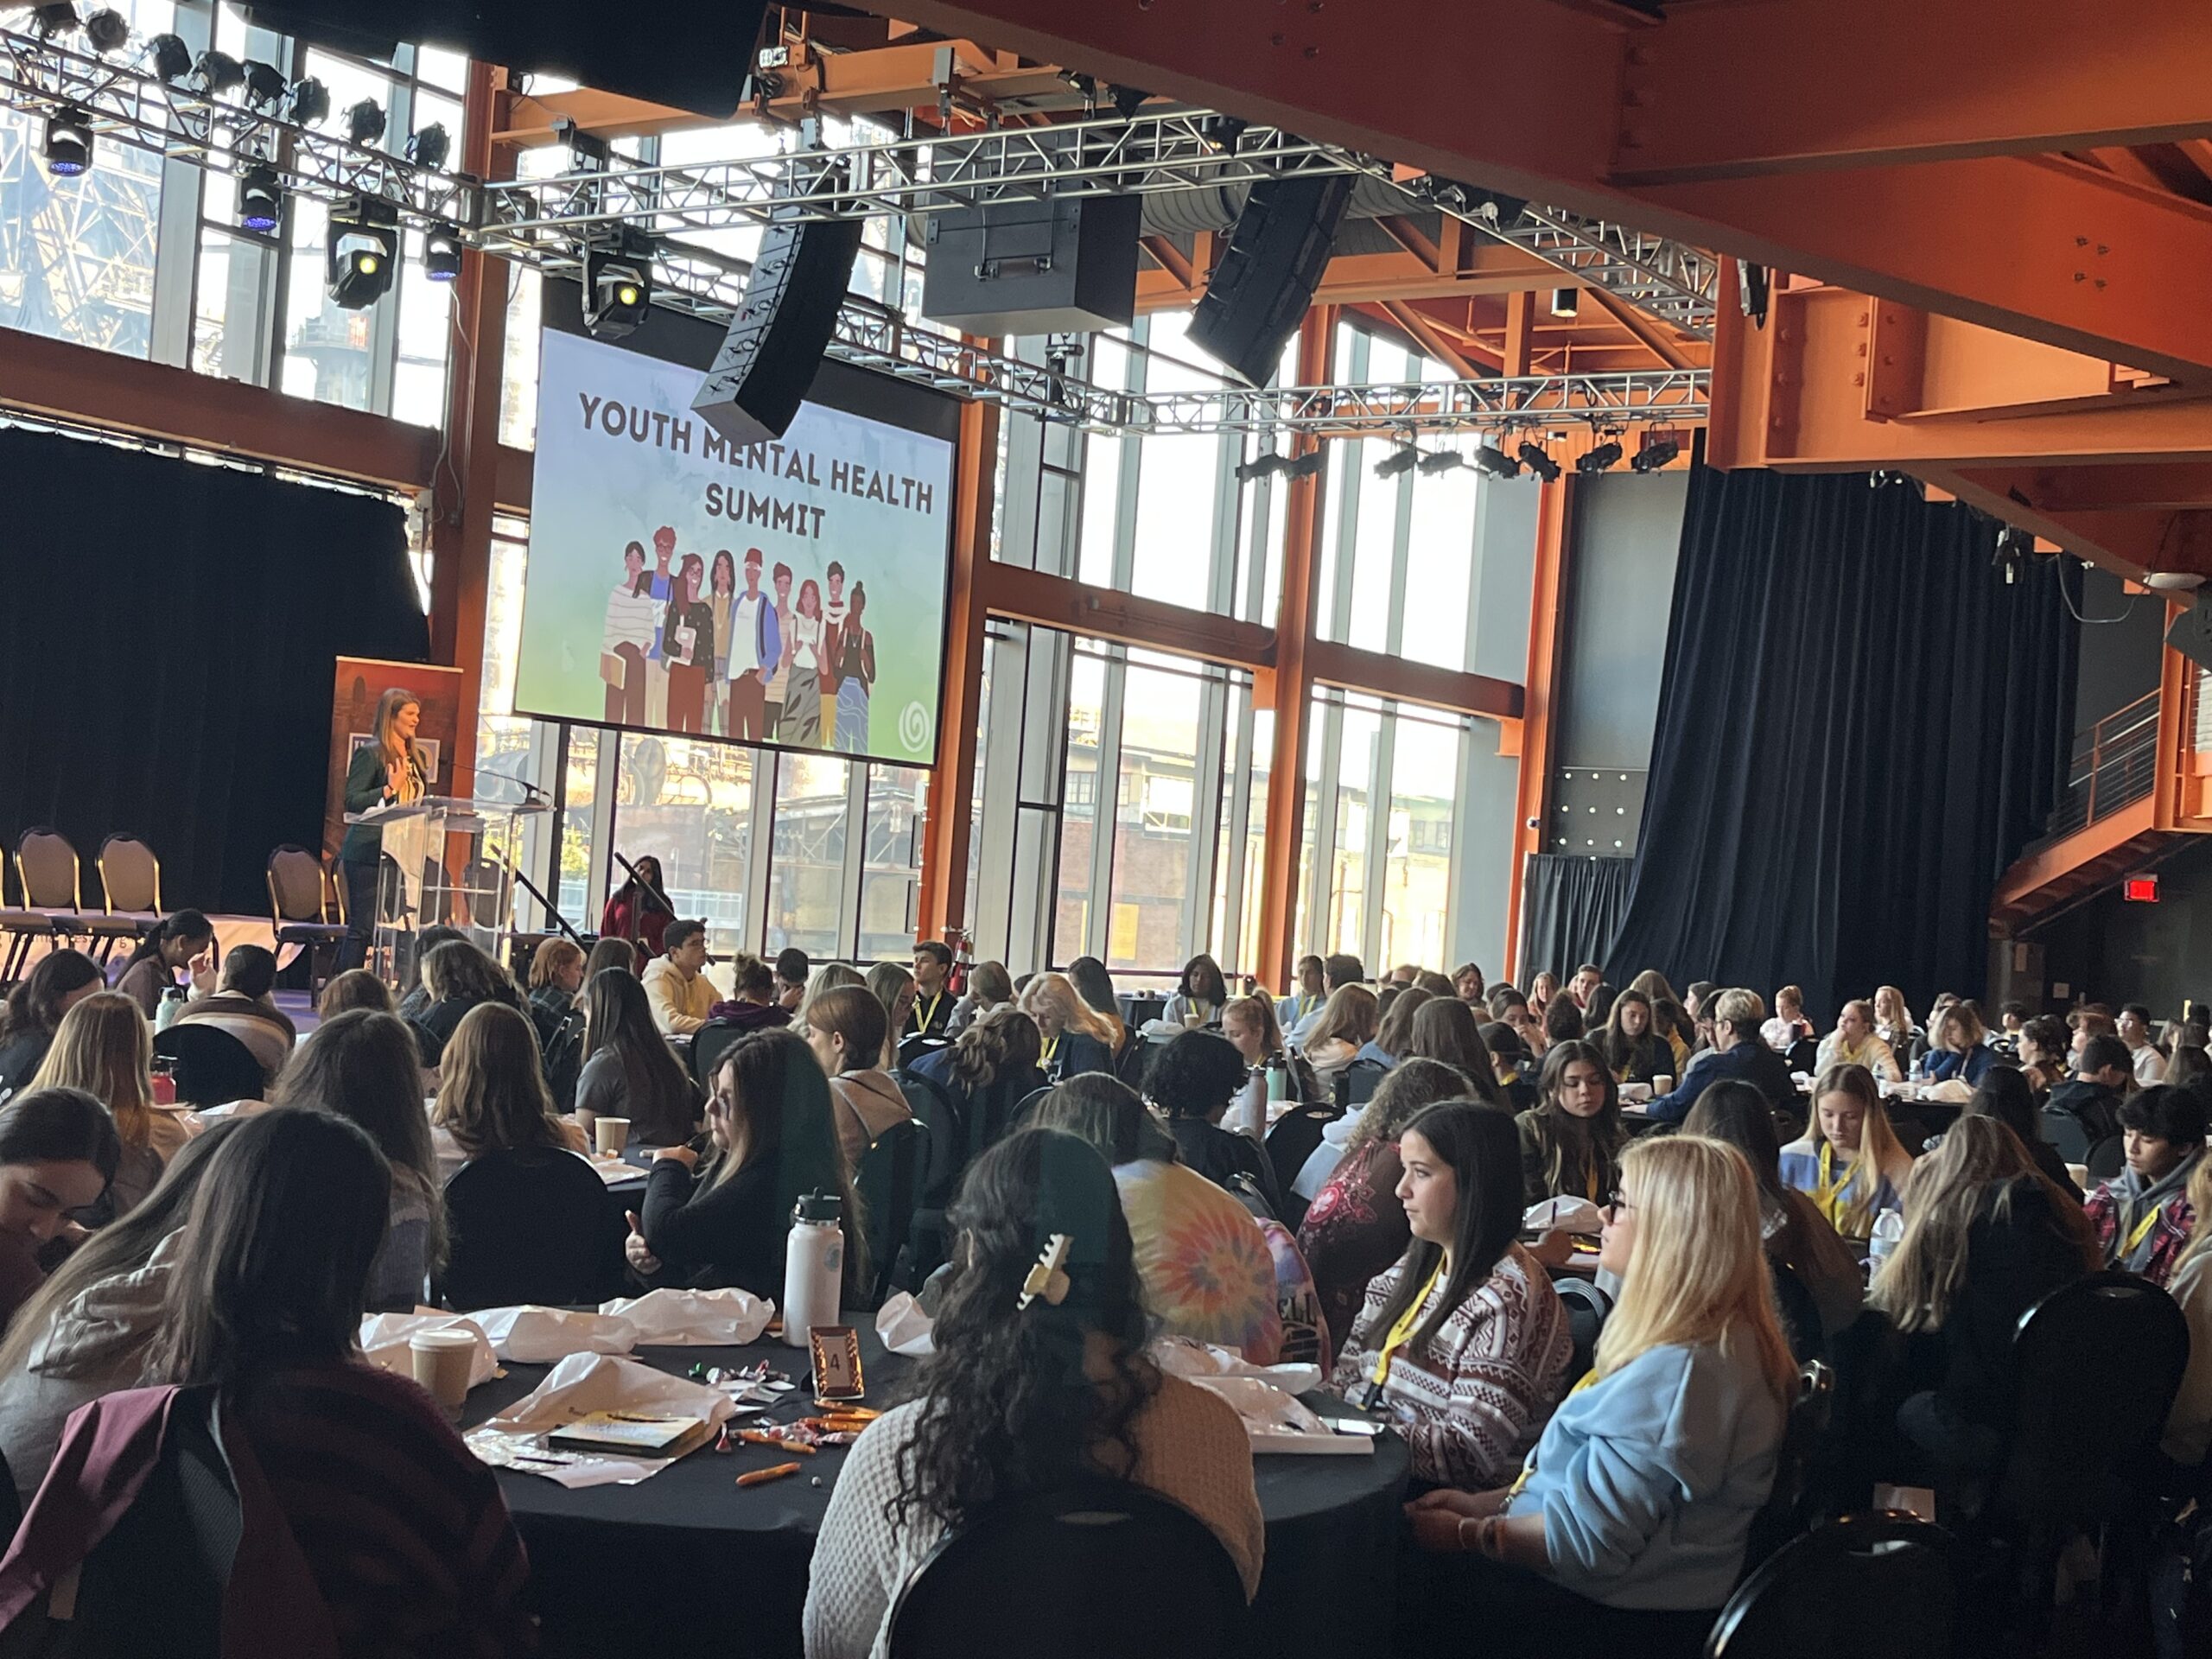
left=1187, top=174, right=1354, bottom=386
left=692, top=213, right=865, bottom=447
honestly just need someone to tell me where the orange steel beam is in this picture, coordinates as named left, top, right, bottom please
left=1952, top=461, right=2212, bottom=513
left=1255, top=308, right=1336, bottom=989
left=1307, top=640, right=1522, bottom=722
left=918, top=391, right=1001, bottom=939
left=1502, top=291, right=1535, bottom=378
left=1608, top=0, right=2212, bottom=185
left=426, top=62, right=514, bottom=797
left=1503, top=475, right=1572, bottom=986
left=1581, top=283, right=1694, bottom=372
left=1379, top=300, right=1491, bottom=378
left=1136, top=244, right=1572, bottom=314
left=978, top=562, right=1276, bottom=667
left=1989, top=794, right=2158, bottom=915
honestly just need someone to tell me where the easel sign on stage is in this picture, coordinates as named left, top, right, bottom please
left=343, top=796, right=548, bottom=989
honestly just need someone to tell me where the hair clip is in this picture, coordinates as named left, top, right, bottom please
left=1019, top=1233, right=1073, bottom=1310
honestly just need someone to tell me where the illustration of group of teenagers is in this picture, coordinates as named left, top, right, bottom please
left=598, top=524, right=878, bottom=752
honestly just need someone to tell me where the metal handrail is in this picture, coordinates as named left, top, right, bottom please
left=2045, top=690, right=2160, bottom=840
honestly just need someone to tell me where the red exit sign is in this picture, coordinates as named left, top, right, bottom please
left=2125, top=874, right=2160, bottom=903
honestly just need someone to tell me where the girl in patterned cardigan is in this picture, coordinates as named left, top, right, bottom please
left=1331, top=1102, right=1572, bottom=1489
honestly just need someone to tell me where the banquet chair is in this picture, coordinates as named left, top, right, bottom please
left=11, top=828, right=96, bottom=967
left=2038, top=1109, right=2092, bottom=1166
left=93, top=832, right=166, bottom=963
left=1554, top=1275, right=1613, bottom=1384
left=265, top=846, right=347, bottom=998
left=1264, top=1103, right=1338, bottom=1205
left=1332, top=1060, right=1388, bottom=1112
left=440, top=1148, right=630, bottom=1311
left=887, top=1479, right=1248, bottom=1659
left=689, top=1021, right=750, bottom=1092
left=855, top=1118, right=925, bottom=1309
left=889, top=1071, right=966, bottom=1292
left=1011, top=1085, right=1053, bottom=1126
left=1707, top=1513, right=1961, bottom=1659
left=2083, top=1135, right=2126, bottom=1183
left=1742, top=1360, right=1836, bottom=1575
left=153, top=1026, right=267, bottom=1109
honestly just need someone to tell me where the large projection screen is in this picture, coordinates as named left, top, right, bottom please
left=512, top=290, right=959, bottom=770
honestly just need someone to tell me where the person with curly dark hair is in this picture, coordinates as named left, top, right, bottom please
left=1144, top=1027, right=1283, bottom=1216
left=803, top=1128, right=1262, bottom=1659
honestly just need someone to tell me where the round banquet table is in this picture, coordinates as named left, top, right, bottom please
left=467, top=1319, right=1410, bottom=1658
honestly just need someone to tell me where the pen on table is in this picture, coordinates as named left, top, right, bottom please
left=737, top=1461, right=804, bottom=1488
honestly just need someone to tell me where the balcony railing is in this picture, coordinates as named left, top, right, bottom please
left=2043, top=691, right=2160, bottom=841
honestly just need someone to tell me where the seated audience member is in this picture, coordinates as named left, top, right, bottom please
left=430, top=1002, right=588, bottom=1182
left=167, top=943, right=296, bottom=1085
left=2045, top=1033, right=2131, bottom=1146
left=1288, top=954, right=1367, bottom=1047
left=1780, top=1064, right=1912, bottom=1244
left=1683, top=981, right=1718, bottom=1024
left=110, top=911, right=216, bottom=1020
left=1540, top=996, right=1585, bottom=1052
left=2015, top=1014, right=2070, bottom=1098
left=641, top=918, right=717, bottom=1037
left=600, top=855, right=672, bottom=959
left=1516, top=1039, right=1627, bottom=1211
left=1416, top=970, right=1459, bottom=1001
left=804, top=984, right=915, bottom=1166
left=2084, top=1084, right=2207, bottom=1287
left=1332, top=1103, right=1571, bottom=1491
left=1860, top=1116, right=2099, bottom=1487
left=2068, top=1004, right=2118, bottom=1061
left=1298, top=1060, right=1471, bottom=1351
left=1278, top=955, right=1329, bottom=1034
left=396, top=926, right=467, bottom=1022
left=0, top=1118, right=226, bottom=1497
left=130, top=1108, right=534, bottom=1654
left=1300, top=984, right=1381, bottom=1079
left=795, top=963, right=864, bottom=1033
left=29, top=993, right=194, bottom=1217
left=705, top=951, right=793, bottom=1033
left=575, top=969, right=702, bottom=1148
left=1358, top=986, right=1433, bottom=1071
left=906, top=1005, right=1046, bottom=1154
left=1628, top=971, right=1693, bottom=1068
left=906, top=942, right=957, bottom=1043
left=865, top=962, right=918, bottom=1068
left=524, top=938, right=587, bottom=1037
left=0, top=950, right=105, bottom=1103
left=804, top=1130, right=1264, bottom=1659
left=408, top=940, right=524, bottom=1068
left=1482, top=1023, right=1541, bottom=1114
left=1402, top=1135, right=1792, bottom=1656
left=1028, top=1075, right=1281, bottom=1363
left=1682, top=1083, right=1864, bottom=1351
left=0, top=1089, right=120, bottom=1328
left=1452, top=963, right=1486, bottom=1007
left=948, top=958, right=1014, bottom=1036
left=2162, top=1156, right=2212, bottom=1466
left=1596, top=989, right=1671, bottom=1086
left=583, top=935, right=640, bottom=984
left=1404, top=1000, right=1505, bottom=1105
left=628, top=1029, right=859, bottom=1299
left=1963, top=1067, right=2080, bottom=1198
left=1914, top=1001, right=1996, bottom=1087
left=2119, top=1003, right=2167, bottom=1086
left=1642, top=989, right=1795, bottom=1123
left=1498, top=992, right=1551, bottom=1064
left=1065, top=957, right=1130, bottom=1054
left=1760, top=985, right=1815, bottom=1064
left=1223, top=995, right=1323, bottom=1106
left=773, top=946, right=811, bottom=1014
left=1145, top=1030, right=1283, bottom=1217
left=1583, top=984, right=1618, bottom=1028
left=1018, top=973, right=1121, bottom=1083
left=1163, top=953, right=1231, bottom=1031
left=2164, top=1043, right=2212, bottom=1092
left=1566, top=965, right=1602, bottom=1012
left=1815, top=999, right=1902, bottom=1083
left=1528, top=972, right=1560, bottom=1020
left=317, top=969, right=395, bottom=1019
left=1872, top=984, right=1920, bottom=1058
left=270, top=1009, right=444, bottom=1310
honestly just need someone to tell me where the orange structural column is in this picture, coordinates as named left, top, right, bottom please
left=1502, top=476, right=1572, bottom=987
left=1253, top=307, right=1337, bottom=990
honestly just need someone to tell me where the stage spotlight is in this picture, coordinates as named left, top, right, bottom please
left=1517, top=442, right=1562, bottom=483
left=423, top=223, right=464, bottom=282
left=405, top=121, right=450, bottom=171
left=147, top=31, right=191, bottom=83
left=29, top=4, right=79, bottom=41
left=1285, top=448, right=1327, bottom=480
left=1549, top=289, right=1579, bottom=320
left=1198, top=114, right=1248, bottom=154
left=1473, top=442, right=1521, bottom=480
left=242, top=60, right=287, bottom=109
left=584, top=227, right=656, bottom=339
left=1373, top=444, right=1418, bottom=480
left=238, top=162, right=283, bottom=232
left=1738, top=258, right=1771, bottom=328
left=1235, top=450, right=1287, bottom=484
left=1993, top=527, right=2031, bottom=586
left=286, top=77, right=329, bottom=126
left=1577, top=438, right=1624, bottom=475
left=192, top=49, right=245, bottom=98
left=1418, top=448, right=1465, bottom=476
left=1631, top=432, right=1681, bottom=473
left=1107, top=84, right=1150, bottom=120
left=342, top=98, right=385, bottom=147
left=41, top=105, right=92, bottom=177
left=327, top=193, right=398, bottom=308
left=82, top=6, right=127, bottom=52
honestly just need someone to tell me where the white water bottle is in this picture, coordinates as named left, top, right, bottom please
left=782, top=1192, right=844, bottom=1349
left=1236, top=1069, right=1268, bottom=1138
left=1867, top=1208, right=1904, bottom=1279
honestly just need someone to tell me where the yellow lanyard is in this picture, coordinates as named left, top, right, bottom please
left=1370, top=1259, right=1445, bottom=1388
left=1586, top=1158, right=1601, bottom=1204
left=2126, top=1203, right=2165, bottom=1258
left=916, top=992, right=944, bottom=1033
left=1813, top=1141, right=1858, bottom=1230
left=1508, top=1371, right=1601, bottom=1497
left=1041, top=1034, right=1059, bottom=1065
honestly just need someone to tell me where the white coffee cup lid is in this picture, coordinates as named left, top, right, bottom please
left=410, top=1327, right=477, bottom=1351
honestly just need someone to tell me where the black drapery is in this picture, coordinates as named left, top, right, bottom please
left=1604, top=466, right=2076, bottom=1019
left=0, top=427, right=429, bottom=917
left=1520, top=854, right=1634, bottom=986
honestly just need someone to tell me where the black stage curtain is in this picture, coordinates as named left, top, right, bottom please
left=1521, top=855, right=1634, bottom=986
left=1604, top=467, right=2076, bottom=1018
left=0, top=427, right=429, bottom=917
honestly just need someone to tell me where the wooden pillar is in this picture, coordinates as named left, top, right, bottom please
left=1254, top=306, right=1338, bottom=989
left=425, top=60, right=513, bottom=797
left=916, top=387, right=1000, bottom=941
left=1502, top=475, right=1573, bottom=984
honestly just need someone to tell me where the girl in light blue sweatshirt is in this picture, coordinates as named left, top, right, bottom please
left=1399, top=1134, right=1796, bottom=1655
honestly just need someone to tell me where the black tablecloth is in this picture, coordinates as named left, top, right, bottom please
left=469, top=1322, right=1408, bottom=1658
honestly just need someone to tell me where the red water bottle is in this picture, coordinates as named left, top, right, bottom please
left=149, top=1058, right=177, bottom=1108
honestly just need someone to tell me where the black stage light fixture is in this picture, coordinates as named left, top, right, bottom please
left=1473, top=442, right=1521, bottom=480
left=82, top=6, right=128, bottom=52
left=1738, top=258, right=1771, bottom=328
left=423, top=222, right=464, bottom=282
left=1285, top=448, right=1327, bottom=480
left=1198, top=114, right=1247, bottom=154
left=1631, top=432, right=1681, bottom=473
left=41, top=105, right=92, bottom=176
left=193, top=48, right=245, bottom=97
left=1549, top=288, right=1579, bottom=320
left=286, top=76, right=329, bottom=126
left=342, top=97, right=385, bottom=147
left=1518, top=442, right=1561, bottom=483
left=584, top=227, right=656, bottom=339
left=238, top=161, right=283, bottom=231
left=1235, top=450, right=1287, bottom=484
left=404, top=120, right=449, bottom=171
left=1993, top=526, right=2031, bottom=586
left=1578, top=438, right=1624, bottom=475
left=242, top=59, right=287, bottom=108
left=1373, top=444, right=1418, bottom=480
left=327, top=193, right=398, bottom=308
left=147, top=31, right=192, bottom=83
left=29, top=3, right=79, bottom=41
left=1107, top=83, right=1150, bottom=120
left=1418, top=448, right=1465, bottom=476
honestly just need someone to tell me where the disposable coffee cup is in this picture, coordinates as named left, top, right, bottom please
left=1652, top=1076, right=1674, bottom=1096
left=1182, top=1010, right=1203, bottom=1028
left=594, top=1116, right=632, bottom=1157
left=410, top=1328, right=476, bottom=1421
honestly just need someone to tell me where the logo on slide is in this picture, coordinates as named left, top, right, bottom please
left=899, top=701, right=930, bottom=751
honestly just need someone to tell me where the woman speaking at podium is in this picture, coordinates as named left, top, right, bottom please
left=338, top=687, right=427, bottom=972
